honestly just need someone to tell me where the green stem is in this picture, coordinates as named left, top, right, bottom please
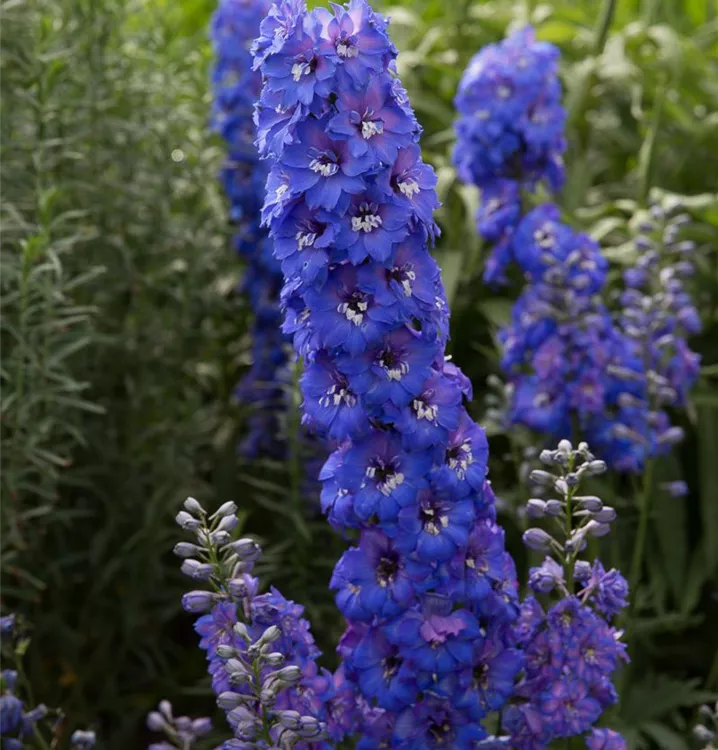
left=627, top=458, right=654, bottom=616
left=564, top=455, right=576, bottom=595
left=593, top=0, right=618, bottom=55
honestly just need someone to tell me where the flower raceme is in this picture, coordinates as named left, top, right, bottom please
left=254, top=1, right=522, bottom=746
left=211, top=0, right=291, bottom=458
left=453, top=27, right=567, bottom=284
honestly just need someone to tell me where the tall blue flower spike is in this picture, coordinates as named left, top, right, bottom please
left=254, top=2, right=522, bottom=746
left=211, top=0, right=292, bottom=458
left=453, top=28, right=566, bottom=285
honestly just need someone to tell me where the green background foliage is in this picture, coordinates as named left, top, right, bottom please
left=1, top=0, right=717, bottom=747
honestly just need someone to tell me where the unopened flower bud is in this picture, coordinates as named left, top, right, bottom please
left=216, top=515, right=239, bottom=533
left=228, top=577, right=249, bottom=599
left=574, top=560, right=592, bottom=581
left=218, top=692, right=243, bottom=710
left=298, top=716, right=323, bottom=738
left=192, top=717, right=212, bottom=735
left=70, top=730, right=96, bottom=749
left=210, top=501, right=238, bottom=520
left=275, top=665, right=301, bottom=684
left=229, top=538, right=262, bottom=561
left=146, top=711, right=166, bottom=731
left=176, top=511, right=201, bottom=531
left=526, top=499, right=547, bottom=518
left=539, top=449, right=556, bottom=465
left=254, top=625, right=281, bottom=649
left=181, top=590, right=216, bottom=613
left=577, top=496, right=603, bottom=512
left=159, top=700, right=173, bottom=720
left=210, top=530, right=231, bottom=546
left=593, top=507, right=616, bottom=523
left=529, top=470, right=555, bottom=487
left=180, top=559, right=214, bottom=581
left=587, top=520, right=611, bottom=537
left=276, top=710, right=302, bottom=730
left=557, top=439, right=572, bottom=454
left=184, top=497, right=205, bottom=515
left=544, top=499, right=563, bottom=516
left=265, top=652, right=285, bottom=666
left=522, top=528, right=553, bottom=551
left=658, top=426, right=684, bottom=445
left=233, top=621, right=250, bottom=641
left=173, top=542, right=202, bottom=558
left=586, top=460, right=607, bottom=475
left=216, top=644, right=238, bottom=659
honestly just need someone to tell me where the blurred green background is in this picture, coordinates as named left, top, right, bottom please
left=1, top=0, right=717, bottom=746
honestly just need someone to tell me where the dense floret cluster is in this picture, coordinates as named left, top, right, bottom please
left=211, top=0, right=291, bottom=458
left=175, top=497, right=355, bottom=748
left=453, top=28, right=566, bottom=284
left=505, top=442, right=628, bottom=748
left=253, top=1, right=522, bottom=744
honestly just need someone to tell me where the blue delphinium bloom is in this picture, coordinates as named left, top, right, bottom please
left=588, top=203, right=701, bottom=472
left=497, top=441, right=628, bottom=748
left=211, top=0, right=292, bottom=458
left=254, top=1, right=522, bottom=743
left=453, top=28, right=566, bottom=284
left=497, top=210, right=620, bottom=439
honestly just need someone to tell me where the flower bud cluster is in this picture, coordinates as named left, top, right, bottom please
left=453, top=28, right=566, bottom=284
left=146, top=699, right=212, bottom=750
left=501, top=441, right=629, bottom=748
left=590, top=202, right=701, bottom=472
left=695, top=702, right=718, bottom=749
left=211, top=0, right=292, bottom=458
left=175, top=497, right=352, bottom=748
left=0, top=615, right=56, bottom=749
left=253, top=1, right=522, bottom=744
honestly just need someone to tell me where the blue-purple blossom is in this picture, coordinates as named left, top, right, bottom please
left=254, top=1, right=521, bottom=742
left=211, top=0, right=291, bottom=459
left=453, top=28, right=566, bottom=284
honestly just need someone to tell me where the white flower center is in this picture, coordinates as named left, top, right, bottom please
left=398, top=178, right=420, bottom=198
left=361, top=119, right=384, bottom=139
left=351, top=213, right=383, bottom=233
left=320, top=384, right=356, bottom=408
left=413, top=399, right=438, bottom=422
left=296, top=231, right=316, bottom=249
left=336, top=41, right=358, bottom=58
left=310, top=158, right=338, bottom=177
left=337, top=300, right=368, bottom=326
left=291, top=62, right=311, bottom=81
left=448, top=441, right=473, bottom=479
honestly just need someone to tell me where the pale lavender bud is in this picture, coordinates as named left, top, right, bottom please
left=565, top=473, right=580, bottom=487
left=526, top=499, right=547, bottom=518
left=523, top=528, right=553, bottom=551
left=276, top=710, right=302, bottom=730
left=159, top=700, right=172, bottom=720
left=147, top=712, right=166, bottom=731
left=658, top=426, right=685, bottom=445
left=70, top=730, right=96, bottom=749
left=218, top=692, right=243, bottom=710
left=274, top=665, right=301, bottom=684
left=210, top=501, right=238, bottom=520
left=216, top=515, right=239, bottom=533
left=175, top=511, right=201, bottom=531
left=210, top=530, right=232, bottom=546
left=180, top=559, right=214, bottom=581
left=297, top=716, right=323, bottom=738
left=545, top=499, right=563, bottom=516
left=661, top=480, right=688, bottom=497
left=173, top=542, right=202, bottom=558
left=593, top=507, right=616, bottom=523
left=265, top=652, right=285, bottom=666
left=233, top=621, right=250, bottom=641
left=254, top=625, right=281, bottom=649
left=216, top=644, right=238, bottom=659
left=192, top=718, right=213, bottom=735
left=554, top=478, right=569, bottom=496
left=181, top=590, right=216, bottom=613
left=577, top=496, right=603, bottom=512
left=587, top=521, right=611, bottom=537
left=175, top=717, right=192, bottom=732
left=229, top=539, right=262, bottom=561
left=184, top=497, right=205, bottom=515
left=586, top=460, right=607, bottom=475
left=539, top=449, right=556, bottom=465
left=529, top=470, right=555, bottom=486
left=557, top=439, right=573, bottom=454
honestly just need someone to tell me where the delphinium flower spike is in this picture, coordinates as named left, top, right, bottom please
left=497, top=209, right=628, bottom=440
left=453, top=28, right=566, bottom=284
left=175, top=497, right=352, bottom=748
left=211, top=0, right=291, bottom=458
left=497, top=440, right=629, bottom=749
left=589, top=202, right=701, bottom=473
left=254, top=2, right=522, bottom=745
